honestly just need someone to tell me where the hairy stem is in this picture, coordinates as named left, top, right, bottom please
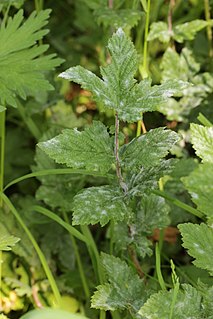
left=204, top=0, right=213, bottom=57
left=114, top=112, right=127, bottom=192
left=128, top=245, right=144, bottom=278
left=1, top=195, right=61, bottom=306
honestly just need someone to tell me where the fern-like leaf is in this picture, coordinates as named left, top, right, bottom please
left=0, top=9, right=63, bottom=107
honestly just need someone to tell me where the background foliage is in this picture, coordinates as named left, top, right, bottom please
left=0, top=0, right=213, bottom=318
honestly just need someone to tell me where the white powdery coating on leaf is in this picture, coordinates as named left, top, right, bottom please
left=116, top=28, right=124, bottom=37
left=58, top=71, right=70, bottom=79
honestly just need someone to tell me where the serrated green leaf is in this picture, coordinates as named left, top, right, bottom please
left=127, top=159, right=176, bottom=197
left=148, top=21, right=171, bottom=43
left=120, top=127, right=179, bottom=169
left=161, top=48, right=200, bottom=83
left=139, top=284, right=202, bottom=319
left=174, top=20, right=209, bottom=43
left=137, top=194, right=170, bottom=233
left=159, top=48, right=212, bottom=121
left=182, top=163, right=213, bottom=218
left=113, top=194, right=170, bottom=258
left=33, top=146, right=85, bottom=212
left=72, top=186, right=130, bottom=226
left=59, top=29, right=187, bottom=122
left=190, top=124, right=213, bottom=163
left=95, top=8, right=143, bottom=30
left=148, top=20, right=209, bottom=44
left=0, top=234, right=20, bottom=251
left=0, top=9, right=62, bottom=107
left=113, top=222, right=153, bottom=257
left=91, top=253, right=148, bottom=312
left=198, top=284, right=213, bottom=318
left=178, top=223, right=213, bottom=275
left=38, top=121, right=114, bottom=174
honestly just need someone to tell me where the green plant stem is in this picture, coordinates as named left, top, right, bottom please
left=61, top=211, right=90, bottom=299
left=0, top=110, right=5, bottom=207
left=34, top=0, right=43, bottom=12
left=137, top=0, right=150, bottom=136
left=80, top=226, right=106, bottom=319
left=80, top=225, right=104, bottom=284
left=153, top=190, right=204, bottom=219
left=170, top=260, right=179, bottom=319
left=197, top=112, right=213, bottom=127
left=0, top=194, right=61, bottom=306
left=155, top=243, right=166, bottom=291
left=204, top=0, right=213, bottom=57
left=4, top=168, right=114, bottom=191
left=16, top=100, right=41, bottom=140
left=31, top=205, right=88, bottom=243
left=142, top=0, right=150, bottom=78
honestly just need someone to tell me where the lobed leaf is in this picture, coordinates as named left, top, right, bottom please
left=148, top=21, right=171, bottom=43
left=72, top=186, right=131, bottom=226
left=178, top=223, right=213, bottom=275
left=139, top=284, right=202, bottom=319
left=190, top=124, right=213, bottom=163
left=174, top=20, right=209, bottom=43
left=113, top=194, right=170, bottom=258
left=161, top=47, right=200, bottom=83
left=120, top=127, right=179, bottom=169
left=91, top=253, right=149, bottom=312
left=95, top=8, right=143, bottom=30
left=59, top=29, right=187, bottom=122
left=38, top=121, right=114, bottom=174
left=127, top=159, right=176, bottom=197
left=148, top=20, right=210, bottom=44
